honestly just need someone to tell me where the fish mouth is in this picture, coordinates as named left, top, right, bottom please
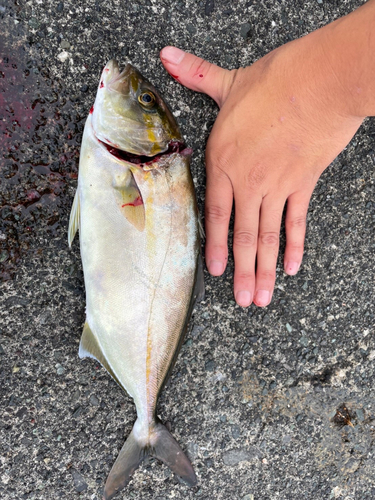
left=100, top=140, right=192, bottom=166
left=105, top=62, right=133, bottom=93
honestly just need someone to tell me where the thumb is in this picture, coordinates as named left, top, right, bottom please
left=160, top=46, right=233, bottom=107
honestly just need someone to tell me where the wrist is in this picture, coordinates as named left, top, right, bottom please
left=319, top=0, right=375, bottom=119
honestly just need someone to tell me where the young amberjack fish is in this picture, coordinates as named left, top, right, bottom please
left=68, top=60, right=204, bottom=499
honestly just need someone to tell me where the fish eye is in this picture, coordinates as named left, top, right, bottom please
left=138, top=91, right=156, bottom=108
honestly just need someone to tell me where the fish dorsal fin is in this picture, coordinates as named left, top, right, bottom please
left=79, top=322, right=123, bottom=390
left=68, top=190, right=80, bottom=247
left=113, top=170, right=145, bottom=232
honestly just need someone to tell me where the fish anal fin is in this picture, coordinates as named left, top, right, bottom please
left=79, top=322, right=123, bottom=390
left=68, top=190, right=80, bottom=247
left=113, top=170, right=145, bottom=232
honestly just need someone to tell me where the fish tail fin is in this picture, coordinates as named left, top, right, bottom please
left=151, top=421, right=197, bottom=486
left=103, top=420, right=196, bottom=500
left=103, top=427, right=144, bottom=500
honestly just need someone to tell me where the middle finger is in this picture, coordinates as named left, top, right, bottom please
left=233, top=187, right=262, bottom=307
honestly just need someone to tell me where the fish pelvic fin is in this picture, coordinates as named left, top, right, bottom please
left=68, top=190, right=80, bottom=247
left=103, top=420, right=197, bottom=500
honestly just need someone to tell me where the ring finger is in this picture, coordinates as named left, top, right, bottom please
left=254, top=194, right=286, bottom=307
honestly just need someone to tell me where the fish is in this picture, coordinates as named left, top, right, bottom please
left=68, top=60, right=204, bottom=499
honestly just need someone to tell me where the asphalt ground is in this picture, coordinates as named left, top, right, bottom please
left=1, top=1, right=375, bottom=499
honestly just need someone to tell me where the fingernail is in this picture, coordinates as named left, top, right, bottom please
left=285, top=261, right=300, bottom=275
left=255, top=290, right=270, bottom=307
left=160, top=47, right=186, bottom=65
left=208, top=260, right=224, bottom=276
left=236, top=291, right=252, bottom=308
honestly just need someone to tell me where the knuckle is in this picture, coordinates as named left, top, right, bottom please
left=205, top=204, right=229, bottom=225
left=257, top=269, right=276, bottom=282
left=213, top=154, right=231, bottom=173
left=233, top=230, right=257, bottom=247
left=287, top=215, right=306, bottom=229
left=246, top=163, right=266, bottom=190
left=237, top=271, right=255, bottom=282
left=206, top=146, right=231, bottom=173
left=259, top=231, right=279, bottom=247
left=288, top=242, right=304, bottom=253
left=213, top=164, right=231, bottom=181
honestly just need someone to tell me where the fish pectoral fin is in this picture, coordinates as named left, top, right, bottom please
left=79, top=321, right=123, bottom=390
left=68, top=190, right=80, bottom=247
left=113, top=170, right=145, bottom=232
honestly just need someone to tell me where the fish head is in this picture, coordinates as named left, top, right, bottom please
left=91, top=60, right=182, bottom=156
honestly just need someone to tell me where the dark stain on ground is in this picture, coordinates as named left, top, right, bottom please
left=0, top=32, right=85, bottom=281
left=309, top=366, right=334, bottom=386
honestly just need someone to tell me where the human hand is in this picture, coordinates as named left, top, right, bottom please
left=160, top=21, right=365, bottom=307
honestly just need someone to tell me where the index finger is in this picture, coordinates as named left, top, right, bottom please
left=204, top=163, right=233, bottom=276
